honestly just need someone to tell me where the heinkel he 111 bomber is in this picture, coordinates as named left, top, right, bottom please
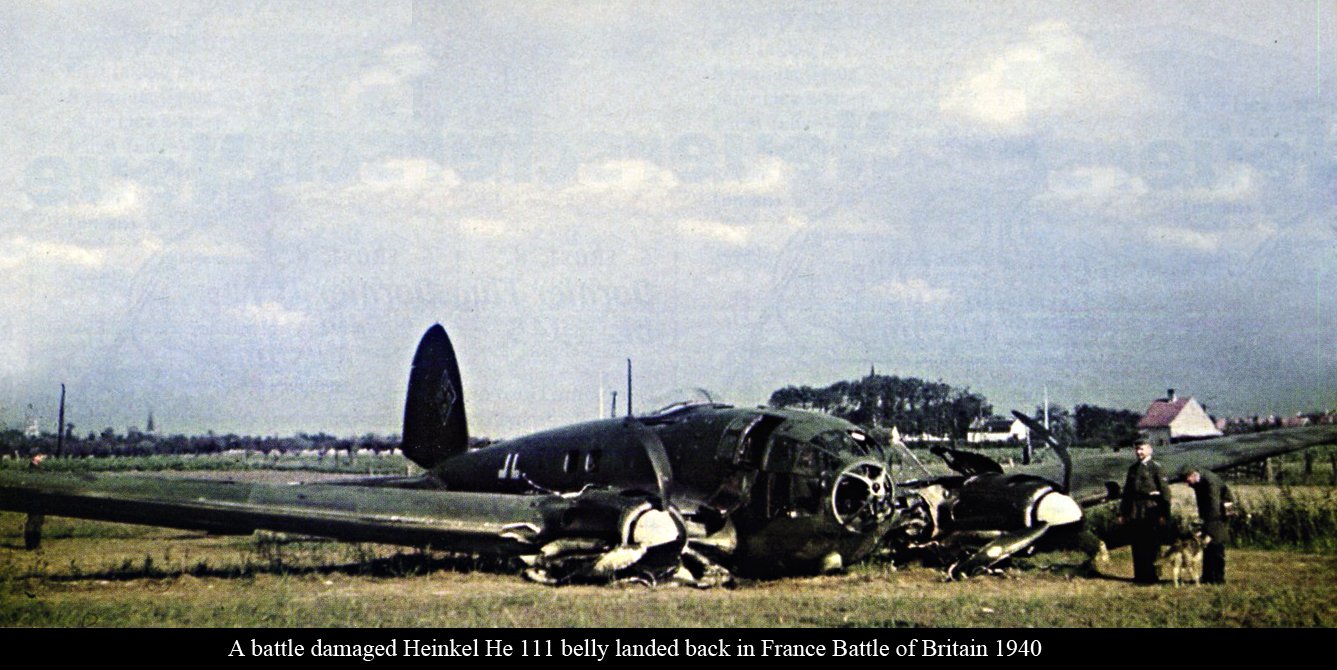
left=2, top=324, right=1334, bottom=585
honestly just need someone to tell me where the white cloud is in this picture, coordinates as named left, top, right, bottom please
left=458, top=218, right=514, bottom=238
left=0, top=233, right=168, bottom=278
left=57, top=180, right=145, bottom=220
left=943, top=64, right=1029, bottom=127
left=940, top=21, right=1150, bottom=133
left=478, top=3, right=682, bottom=30
left=132, top=236, right=164, bottom=261
left=676, top=219, right=749, bottom=246
left=202, top=4, right=411, bottom=37
left=1183, top=163, right=1257, bottom=204
left=175, top=238, right=252, bottom=260
left=357, top=158, right=459, bottom=193
left=1043, top=165, right=1149, bottom=206
left=702, top=156, right=793, bottom=197
left=231, top=301, right=310, bottom=328
left=1044, top=162, right=1258, bottom=214
left=1148, top=219, right=1280, bottom=256
left=565, top=159, right=679, bottom=197
left=1040, top=161, right=1273, bottom=254
left=878, top=278, right=953, bottom=305
left=1, top=190, right=34, bottom=213
left=0, top=236, right=106, bottom=270
left=374, top=43, right=434, bottom=83
left=344, top=42, right=434, bottom=101
left=1147, top=226, right=1219, bottom=253
left=290, top=157, right=460, bottom=210
left=0, top=338, right=26, bottom=377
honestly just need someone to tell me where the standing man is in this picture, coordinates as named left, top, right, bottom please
left=24, top=453, right=45, bottom=550
left=1119, top=440, right=1171, bottom=584
left=1184, top=467, right=1234, bottom=584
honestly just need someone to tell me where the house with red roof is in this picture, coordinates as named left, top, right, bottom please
left=1137, top=389, right=1223, bottom=447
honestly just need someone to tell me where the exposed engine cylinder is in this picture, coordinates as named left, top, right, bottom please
left=829, top=460, right=895, bottom=532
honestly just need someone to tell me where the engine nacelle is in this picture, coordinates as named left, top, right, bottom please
left=948, top=473, right=1082, bottom=531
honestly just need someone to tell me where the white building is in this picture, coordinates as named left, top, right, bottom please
left=966, top=416, right=1030, bottom=444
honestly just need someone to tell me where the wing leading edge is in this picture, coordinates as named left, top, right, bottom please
left=0, top=471, right=646, bottom=555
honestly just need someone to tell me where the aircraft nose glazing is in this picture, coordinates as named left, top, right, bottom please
left=829, top=460, right=895, bottom=532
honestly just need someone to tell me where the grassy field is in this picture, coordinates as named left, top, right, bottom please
left=1081, top=483, right=1337, bottom=552
left=2, top=508, right=1333, bottom=627
left=2, top=458, right=1332, bottom=628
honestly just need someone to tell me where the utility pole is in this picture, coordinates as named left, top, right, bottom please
left=55, top=384, right=65, bottom=458
left=1043, top=386, right=1050, bottom=432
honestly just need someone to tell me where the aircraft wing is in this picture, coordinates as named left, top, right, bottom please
left=1019, top=424, right=1337, bottom=505
left=0, top=470, right=646, bottom=555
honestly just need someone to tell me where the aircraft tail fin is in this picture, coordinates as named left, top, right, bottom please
left=401, top=324, right=470, bottom=469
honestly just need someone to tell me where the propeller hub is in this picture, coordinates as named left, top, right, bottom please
left=829, top=460, right=895, bottom=532
left=628, top=507, right=682, bottom=547
left=1033, top=491, right=1082, bottom=526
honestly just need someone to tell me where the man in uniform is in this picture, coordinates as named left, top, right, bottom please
left=24, top=453, right=45, bottom=550
left=1119, top=440, right=1171, bottom=584
left=1184, top=467, right=1234, bottom=584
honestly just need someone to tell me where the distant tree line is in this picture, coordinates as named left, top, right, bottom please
left=1073, top=404, right=1142, bottom=448
left=1023, top=403, right=1141, bottom=449
left=769, top=374, right=989, bottom=440
left=770, top=374, right=1149, bottom=449
left=0, top=429, right=402, bottom=459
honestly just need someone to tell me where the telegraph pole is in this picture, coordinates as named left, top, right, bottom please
left=55, top=384, right=65, bottom=458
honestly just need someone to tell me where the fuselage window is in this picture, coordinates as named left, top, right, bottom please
left=584, top=450, right=601, bottom=473
left=563, top=450, right=579, bottom=473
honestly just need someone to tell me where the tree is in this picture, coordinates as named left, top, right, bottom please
left=1073, top=404, right=1141, bottom=448
left=770, top=374, right=990, bottom=439
left=1031, top=403, right=1076, bottom=447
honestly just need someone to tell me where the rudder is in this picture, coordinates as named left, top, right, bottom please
left=401, top=324, right=470, bottom=469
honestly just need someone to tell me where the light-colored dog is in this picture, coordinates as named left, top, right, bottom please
left=1157, top=531, right=1208, bottom=587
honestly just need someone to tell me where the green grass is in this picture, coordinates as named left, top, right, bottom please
left=1267, top=445, right=1337, bottom=484
left=1230, top=486, right=1337, bottom=551
left=1083, top=484, right=1337, bottom=553
left=1, top=550, right=1331, bottom=627
left=2, top=457, right=1334, bottom=627
left=1, top=512, right=1334, bottom=627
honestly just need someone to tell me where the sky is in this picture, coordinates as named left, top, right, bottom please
left=1, top=1, right=1333, bottom=438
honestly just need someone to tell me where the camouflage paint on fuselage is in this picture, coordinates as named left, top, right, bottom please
left=431, top=404, right=894, bottom=574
